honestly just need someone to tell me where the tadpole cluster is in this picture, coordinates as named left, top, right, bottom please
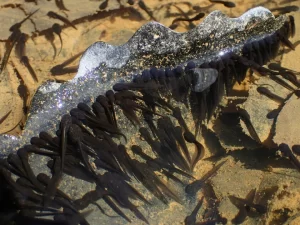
left=0, top=1, right=299, bottom=224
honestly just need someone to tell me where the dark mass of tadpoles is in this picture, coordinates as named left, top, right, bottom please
left=1, top=1, right=300, bottom=225
left=0, top=62, right=213, bottom=225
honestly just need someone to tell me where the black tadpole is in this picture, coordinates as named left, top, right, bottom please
left=99, top=0, right=109, bottom=9
left=230, top=189, right=267, bottom=224
left=185, top=196, right=204, bottom=225
left=68, top=124, right=97, bottom=177
left=127, top=0, right=134, bottom=5
left=15, top=33, right=28, bottom=60
left=52, top=23, right=63, bottom=56
left=17, top=148, right=45, bottom=192
left=237, top=107, right=262, bottom=144
left=23, top=145, right=58, bottom=157
left=184, top=131, right=205, bottom=171
left=270, top=5, right=299, bottom=14
left=138, top=0, right=156, bottom=21
left=9, top=9, right=39, bottom=32
left=43, top=159, right=63, bottom=207
left=60, top=114, right=72, bottom=171
left=209, top=0, right=235, bottom=8
left=55, top=0, right=69, bottom=11
left=7, top=153, right=27, bottom=178
left=172, top=12, right=205, bottom=24
left=106, top=90, right=117, bottom=127
left=279, top=143, right=300, bottom=172
left=185, top=160, right=227, bottom=196
left=292, top=145, right=300, bottom=156
left=172, top=107, right=190, bottom=133
left=37, top=173, right=72, bottom=201
left=47, top=11, right=77, bottom=30
left=266, top=109, right=280, bottom=119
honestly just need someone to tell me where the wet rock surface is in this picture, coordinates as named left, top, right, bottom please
left=0, top=1, right=300, bottom=225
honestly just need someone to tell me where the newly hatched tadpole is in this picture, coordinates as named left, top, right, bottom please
left=185, top=160, right=227, bottom=196
left=230, top=189, right=267, bottom=224
left=127, top=0, right=134, bottom=5
left=55, top=0, right=69, bottom=11
left=138, top=0, right=156, bottom=21
left=184, top=131, right=205, bottom=171
left=279, top=143, right=300, bottom=172
left=266, top=108, right=280, bottom=119
left=43, top=158, right=63, bottom=207
left=44, top=30, right=57, bottom=60
left=171, top=12, right=205, bottom=24
left=270, top=5, right=299, bottom=14
left=99, top=0, right=108, bottom=9
left=105, top=90, right=117, bottom=127
left=59, top=115, right=72, bottom=172
left=185, top=196, right=204, bottom=225
left=9, top=8, right=39, bottom=32
left=294, top=90, right=300, bottom=98
left=68, top=124, right=97, bottom=177
left=7, top=153, right=27, bottom=178
left=52, top=23, right=63, bottom=56
left=209, top=0, right=236, bottom=8
left=15, top=33, right=28, bottom=60
left=17, top=148, right=45, bottom=192
left=237, top=107, right=262, bottom=144
left=47, top=11, right=77, bottom=30
left=96, top=95, right=116, bottom=127
left=292, top=145, right=300, bottom=156
left=23, top=145, right=59, bottom=157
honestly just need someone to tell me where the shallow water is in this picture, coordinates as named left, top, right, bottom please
left=0, top=1, right=300, bottom=225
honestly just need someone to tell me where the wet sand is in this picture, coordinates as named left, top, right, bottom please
left=0, top=0, right=300, bottom=225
